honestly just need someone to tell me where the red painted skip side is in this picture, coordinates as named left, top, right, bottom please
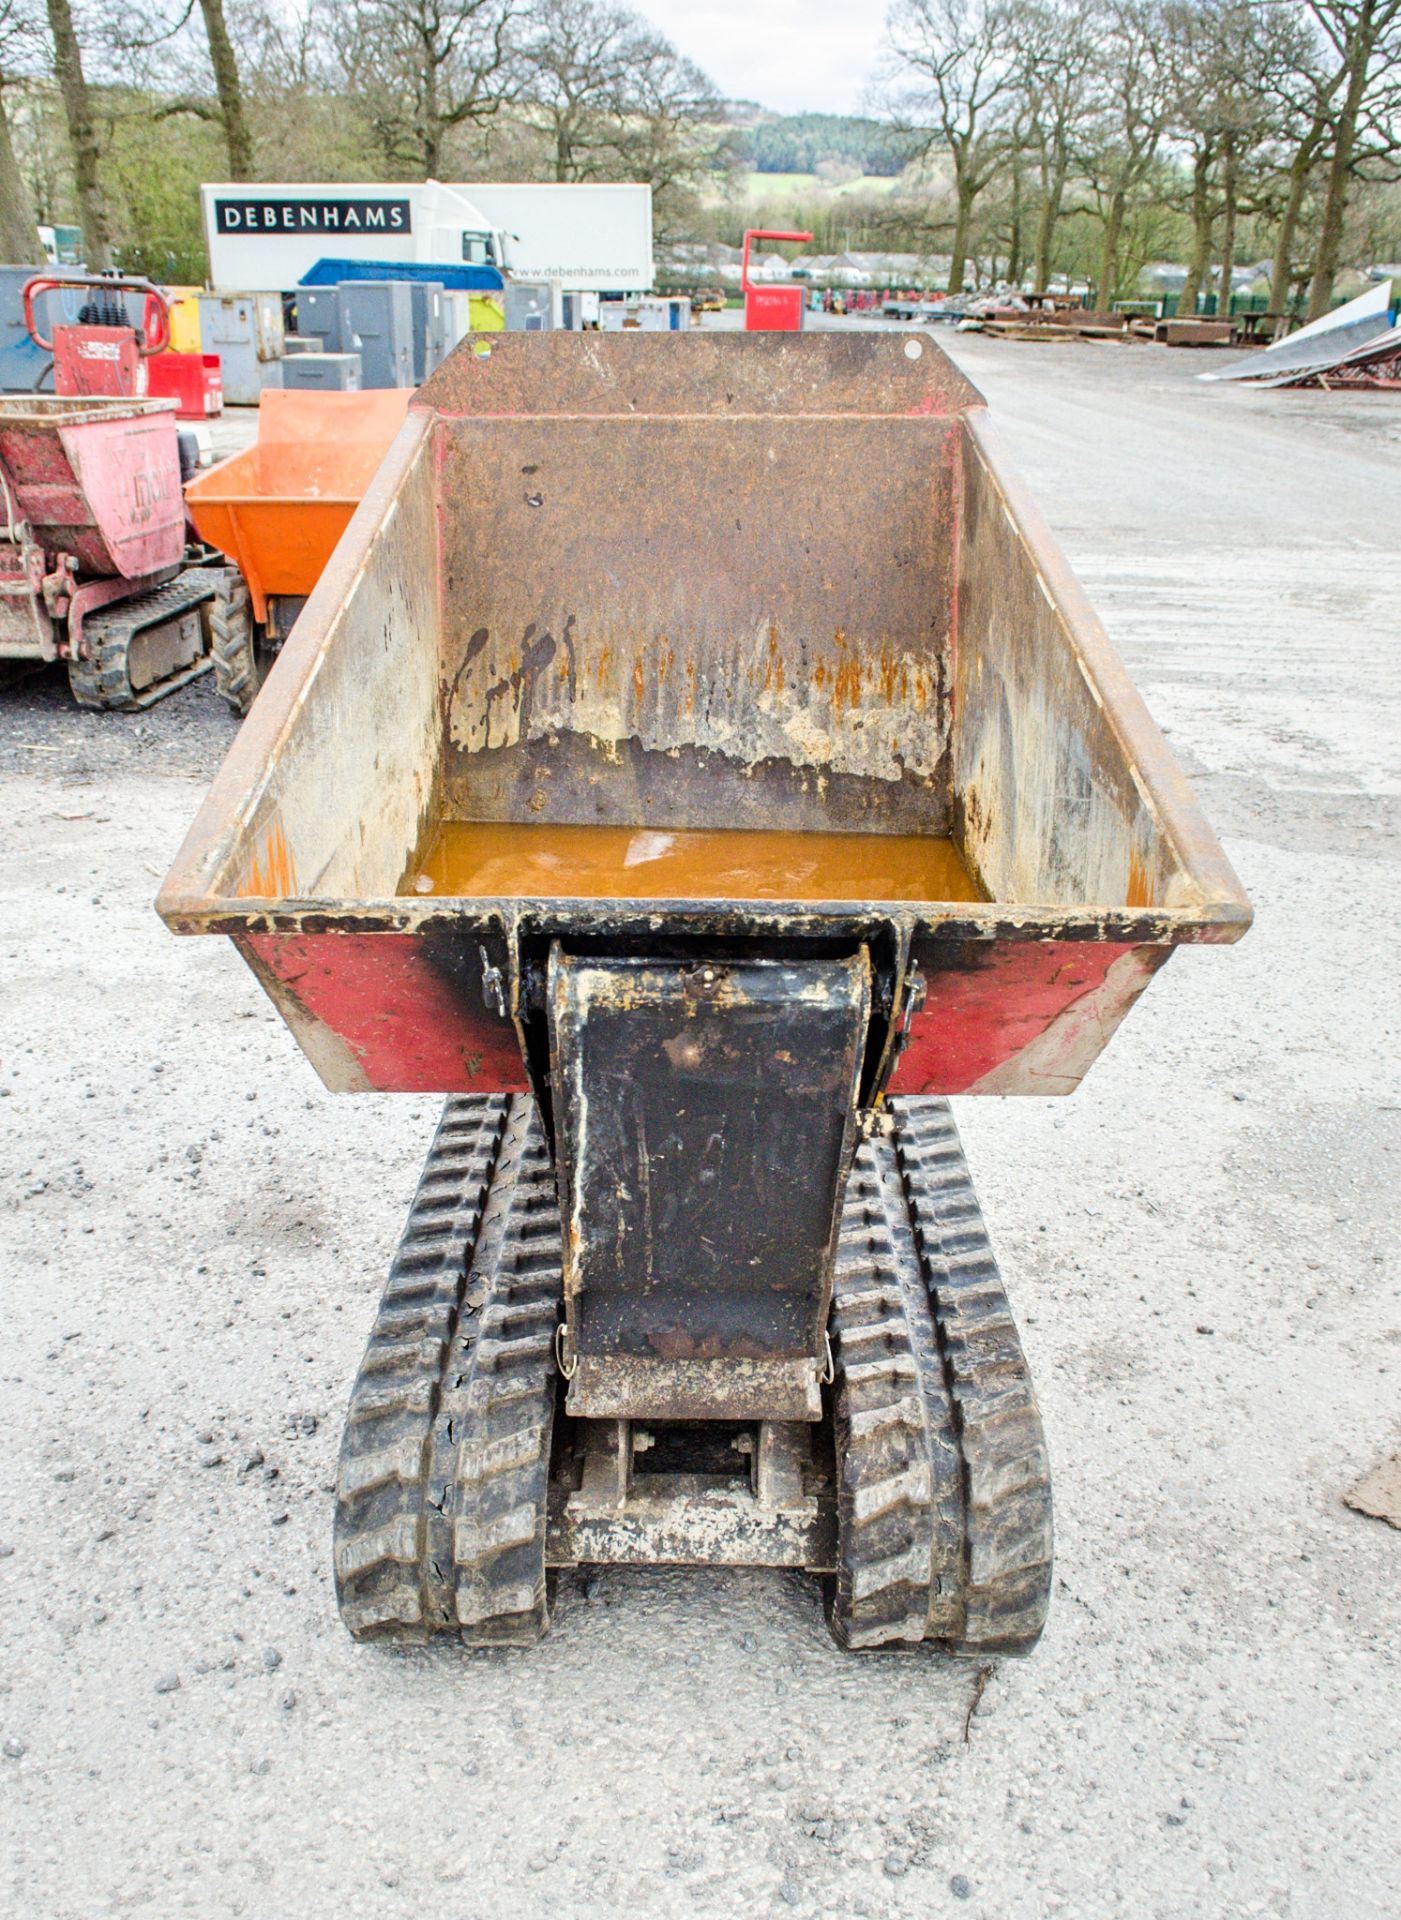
left=888, top=941, right=1141, bottom=1096
left=244, top=933, right=529, bottom=1094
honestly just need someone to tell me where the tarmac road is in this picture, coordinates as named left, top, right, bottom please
left=2, top=334, right=1398, bottom=1919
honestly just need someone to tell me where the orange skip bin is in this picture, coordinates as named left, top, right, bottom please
left=184, top=387, right=412, bottom=625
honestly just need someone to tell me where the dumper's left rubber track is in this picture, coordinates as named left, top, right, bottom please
left=66, top=568, right=222, bottom=711
left=827, top=1098, right=1053, bottom=1655
left=334, top=1094, right=562, bottom=1646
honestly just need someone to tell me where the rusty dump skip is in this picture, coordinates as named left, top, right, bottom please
left=159, top=331, right=1248, bottom=1089
left=158, top=332, right=1248, bottom=1421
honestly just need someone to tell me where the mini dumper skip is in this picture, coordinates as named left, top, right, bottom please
left=158, top=333, right=1251, bottom=1655
left=0, top=391, right=249, bottom=711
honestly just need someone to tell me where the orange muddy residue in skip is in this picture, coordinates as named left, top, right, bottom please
left=404, top=820, right=985, bottom=905
left=1126, top=848, right=1154, bottom=909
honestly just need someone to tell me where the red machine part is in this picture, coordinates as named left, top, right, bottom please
left=23, top=274, right=170, bottom=400
left=742, top=229, right=812, bottom=332
left=146, top=351, right=223, bottom=418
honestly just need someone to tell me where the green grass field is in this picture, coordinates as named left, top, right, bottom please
left=738, top=171, right=904, bottom=202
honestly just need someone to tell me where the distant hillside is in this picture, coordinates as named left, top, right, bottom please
left=734, top=113, right=912, bottom=179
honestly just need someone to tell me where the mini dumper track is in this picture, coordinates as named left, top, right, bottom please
left=333, top=1093, right=1052, bottom=1653
left=157, top=332, right=1251, bottom=1656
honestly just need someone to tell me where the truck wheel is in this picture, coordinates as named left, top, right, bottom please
left=209, top=569, right=259, bottom=715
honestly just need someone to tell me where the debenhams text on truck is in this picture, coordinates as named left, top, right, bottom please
left=213, top=198, right=412, bottom=235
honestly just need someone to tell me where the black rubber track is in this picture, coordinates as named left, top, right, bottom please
left=334, top=1095, right=510, bottom=1641
left=828, top=1097, right=1053, bottom=1655
left=333, top=1095, right=563, bottom=1647
left=432, top=1098, right=561, bottom=1646
left=66, top=568, right=223, bottom=711
left=336, top=1093, right=1047, bottom=1654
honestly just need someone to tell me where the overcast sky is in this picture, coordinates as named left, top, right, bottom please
left=630, top=1, right=888, bottom=116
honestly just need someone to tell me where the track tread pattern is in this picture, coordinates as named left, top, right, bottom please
left=333, top=1095, right=563, bottom=1648
left=894, top=1096, right=1053, bottom=1654
left=66, top=568, right=222, bottom=711
left=333, top=1095, right=510, bottom=1642
left=209, top=568, right=259, bottom=714
left=828, top=1132, right=962, bottom=1648
left=430, top=1099, right=562, bottom=1647
left=829, top=1098, right=1052, bottom=1655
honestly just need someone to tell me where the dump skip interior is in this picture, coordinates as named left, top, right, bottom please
left=406, top=337, right=987, bottom=904
left=185, top=335, right=1224, bottom=926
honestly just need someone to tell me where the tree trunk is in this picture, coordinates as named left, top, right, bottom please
left=1216, top=138, right=1237, bottom=320
left=1097, top=190, right=1125, bottom=309
left=1307, top=24, right=1374, bottom=321
left=198, top=0, right=254, bottom=180
left=46, top=0, right=111, bottom=269
left=947, top=182, right=974, bottom=295
left=1269, top=139, right=1315, bottom=336
left=1006, top=154, right=1023, bottom=287
left=1032, top=155, right=1066, bottom=295
left=1178, top=144, right=1213, bottom=318
left=0, top=88, right=41, bottom=263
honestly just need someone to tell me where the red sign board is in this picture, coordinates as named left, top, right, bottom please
left=744, top=284, right=805, bottom=332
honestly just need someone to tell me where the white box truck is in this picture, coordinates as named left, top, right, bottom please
left=201, top=181, right=653, bottom=293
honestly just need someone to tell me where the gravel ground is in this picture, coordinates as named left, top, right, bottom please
left=1, top=336, right=1398, bottom=1919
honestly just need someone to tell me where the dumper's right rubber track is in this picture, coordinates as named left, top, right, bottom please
left=827, top=1097, right=1053, bottom=1655
left=333, top=1093, right=562, bottom=1646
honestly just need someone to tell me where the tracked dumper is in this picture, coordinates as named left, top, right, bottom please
left=159, top=334, right=1250, bottom=1654
left=0, top=395, right=244, bottom=710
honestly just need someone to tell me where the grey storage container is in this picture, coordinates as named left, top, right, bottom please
left=335, top=280, right=414, bottom=388
left=282, top=334, right=321, bottom=355
left=282, top=351, right=362, bottom=392
left=440, top=290, right=472, bottom=354
left=198, top=291, right=285, bottom=404
left=409, top=281, right=447, bottom=381
left=0, top=264, right=54, bottom=392
left=504, top=282, right=553, bottom=331
left=295, top=286, right=341, bottom=352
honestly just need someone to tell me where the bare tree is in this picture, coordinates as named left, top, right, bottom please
left=331, top=0, right=517, bottom=176
left=1013, top=0, right=1094, bottom=291
left=516, top=0, right=723, bottom=239
left=1166, top=1, right=1296, bottom=319
left=519, top=0, right=637, bottom=183
left=104, top=0, right=256, bottom=180
left=607, top=27, right=724, bottom=240
left=1080, top=0, right=1173, bottom=305
left=1262, top=48, right=1342, bottom=326
left=880, top=0, right=1016, bottom=294
left=1303, top=0, right=1401, bottom=317
left=0, top=1, right=42, bottom=260
left=46, top=0, right=110, bottom=264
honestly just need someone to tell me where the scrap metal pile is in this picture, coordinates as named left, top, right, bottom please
left=1202, top=281, right=1401, bottom=390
